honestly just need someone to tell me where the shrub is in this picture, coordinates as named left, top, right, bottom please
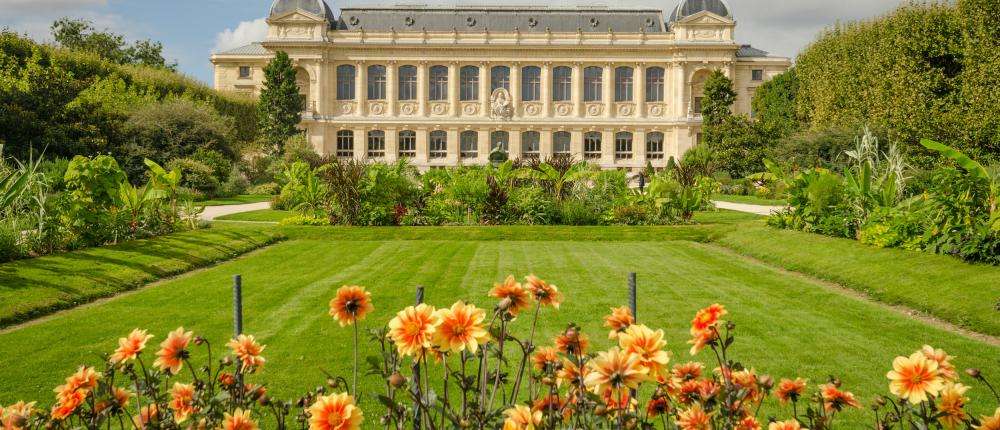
left=248, top=182, right=279, bottom=195
left=191, top=148, right=232, bottom=182
left=557, top=199, right=599, bottom=225
left=278, top=214, right=330, bottom=226
left=507, top=185, right=556, bottom=225
left=0, top=220, right=23, bottom=262
left=166, top=158, right=219, bottom=197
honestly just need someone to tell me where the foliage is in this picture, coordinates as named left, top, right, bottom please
left=752, top=68, right=801, bottom=139
left=166, top=158, right=220, bottom=198
left=257, top=51, right=303, bottom=154
left=700, top=70, right=736, bottom=127
left=765, top=125, right=859, bottom=172
left=124, top=99, right=235, bottom=178
left=51, top=18, right=175, bottom=70
left=278, top=214, right=331, bottom=226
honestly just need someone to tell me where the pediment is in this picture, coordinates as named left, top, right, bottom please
left=268, top=10, right=326, bottom=24
left=676, top=10, right=733, bottom=25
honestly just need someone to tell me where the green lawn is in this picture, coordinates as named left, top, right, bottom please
left=718, top=221, right=1000, bottom=337
left=216, top=208, right=292, bottom=222
left=196, top=194, right=272, bottom=207
left=0, top=225, right=284, bottom=328
left=0, top=226, right=997, bottom=426
left=714, top=193, right=788, bottom=206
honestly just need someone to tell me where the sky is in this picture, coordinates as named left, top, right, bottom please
left=0, top=0, right=905, bottom=85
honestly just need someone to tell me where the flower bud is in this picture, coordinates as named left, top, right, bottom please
left=497, top=298, right=513, bottom=312
left=875, top=396, right=887, bottom=407
left=389, top=372, right=406, bottom=388
left=259, top=395, right=270, bottom=406
left=194, top=336, right=206, bottom=346
left=758, top=375, right=774, bottom=389
left=327, top=378, right=338, bottom=388
left=966, top=368, right=981, bottom=379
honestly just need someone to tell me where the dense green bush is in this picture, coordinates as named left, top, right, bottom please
left=167, top=158, right=220, bottom=198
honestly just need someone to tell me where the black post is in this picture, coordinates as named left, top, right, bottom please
left=628, top=272, right=637, bottom=322
left=412, top=285, right=425, bottom=430
left=233, top=275, right=243, bottom=336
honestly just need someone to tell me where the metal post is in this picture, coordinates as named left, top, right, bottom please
left=412, top=285, right=425, bottom=430
left=233, top=275, right=243, bottom=336
left=628, top=272, right=637, bottom=322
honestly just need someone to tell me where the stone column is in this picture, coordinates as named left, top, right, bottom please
left=354, top=127, right=367, bottom=160
left=602, top=129, right=615, bottom=166
left=477, top=129, right=489, bottom=164
left=674, top=62, right=687, bottom=118
left=572, top=63, right=583, bottom=118
left=509, top=128, right=523, bottom=160
left=356, top=62, right=367, bottom=116
left=447, top=129, right=460, bottom=164
left=386, top=62, right=398, bottom=116
left=635, top=64, right=646, bottom=119
left=448, top=62, right=459, bottom=116
left=415, top=128, right=429, bottom=165
left=385, top=127, right=399, bottom=162
left=479, top=62, right=490, bottom=118
left=417, top=62, right=428, bottom=117
left=539, top=128, right=553, bottom=161
left=541, top=62, right=552, bottom=117
left=570, top=130, right=584, bottom=160
left=602, top=63, right=613, bottom=119
left=510, top=63, right=521, bottom=115
left=635, top=129, right=647, bottom=167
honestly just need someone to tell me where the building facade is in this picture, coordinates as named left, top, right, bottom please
left=211, top=0, right=790, bottom=170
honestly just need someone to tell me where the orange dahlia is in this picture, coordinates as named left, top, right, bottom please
left=110, top=329, right=153, bottom=364
left=976, top=408, right=1000, bottom=430
left=132, top=404, right=159, bottom=429
left=556, top=358, right=588, bottom=388
left=921, top=345, right=958, bottom=382
left=502, top=404, right=542, bottom=430
left=2, top=401, right=35, bottom=430
left=937, top=382, right=969, bottom=429
left=532, top=394, right=570, bottom=421
left=51, top=365, right=100, bottom=420
left=387, top=304, right=439, bottom=357
left=618, top=324, right=670, bottom=380
left=524, top=275, right=562, bottom=309
left=532, top=346, right=560, bottom=373
left=775, top=378, right=808, bottom=404
left=677, top=405, right=712, bottom=430
left=820, top=384, right=861, bottom=412
left=603, top=306, right=634, bottom=339
left=222, top=409, right=258, bottom=430
left=432, top=301, right=490, bottom=354
left=307, top=393, right=364, bottom=430
left=554, top=326, right=589, bottom=356
left=768, top=420, right=802, bottom=430
left=672, top=362, right=705, bottom=382
left=329, top=286, right=374, bottom=327
left=111, top=387, right=132, bottom=409
left=583, top=348, right=649, bottom=393
left=490, top=275, right=534, bottom=316
left=154, top=327, right=193, bottom=374
left=690, top=304, right=727, bottom=334
left=688, top=328, right=719, bottom=356
left=736, top=416, right=762, bottom=430
left=168, top=383, right=196, bottom=424
left=228, top=334, right=266, bottom=373
left=646, top=396, right=671, bottom=417
left=887, top=352, right=944, bottom=404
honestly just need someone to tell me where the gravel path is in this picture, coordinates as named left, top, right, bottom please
left=713, top=201, right=786, bottom=216
left=200, top=202, right=271, bottom=221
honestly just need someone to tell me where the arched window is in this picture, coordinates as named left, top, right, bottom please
left=460, top=131, right=478, bottom=159
left=336, top=130, right=354, bottom=158
left=521, top=131, right=540, bottom=159
left=429, top=131, right=448, bottom=158
left=429, top=66, right=448, bottom=101
left=491, top=66, right=510, bottom=92
left=336, top=65, right=356, bottom=100
left=367, top=65, right=386, bottom=100
left=615, top=132, right=633, bottom=160
left=553, top=131, right=571, bottom=155
left=615, top=67, right=634, bottom=102
left=584, top=67, right=603, bottom=102
left=584, top=132, right=602, bottom=159
left=295, top=68, right=310, bottom=111
left=398, top=65, right=417, bottom=101
left=521, top=66, right=541, bottom=102
left=460, top=66, right=480, bottom=101
left=490, top=131, right=509, bottom=152
left=367, top=130, right=385, bottom=158
left=646, top=67, right=665, bottom=102
left=552, top=66, right=572, bottom=102
left=398, top=130, right=416, bottom=158
left=646, top=132, right=664, bottom=159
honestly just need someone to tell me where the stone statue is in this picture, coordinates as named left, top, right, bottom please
left=490, top=88, right=514, bottom=121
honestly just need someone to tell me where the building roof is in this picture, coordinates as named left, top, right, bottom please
left=667, top=0, right=732, bottom=24
left=269, top=0, right=336, bottom=21
left=333, top=6, right=667, bottom=33
left=216, top=43, right=268, bottom=56
left=736, top=44, right=770, bottom=58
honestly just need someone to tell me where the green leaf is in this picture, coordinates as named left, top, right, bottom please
left=920, top=139, right=990, bottom=181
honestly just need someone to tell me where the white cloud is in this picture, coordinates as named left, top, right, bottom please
left=213, top=18, right=268, bottom=53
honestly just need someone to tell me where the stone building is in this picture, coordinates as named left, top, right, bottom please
left=211, top=0, right=790, bottom=170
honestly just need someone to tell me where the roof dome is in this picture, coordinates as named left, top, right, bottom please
left=667, top=0, right=732, bottom=23
left=269, top=0, right=336, bottom=21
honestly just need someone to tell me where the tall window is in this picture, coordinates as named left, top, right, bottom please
left=584, top=67, right=603, bottom=102
left=368, top=130, right=385, bottom=158
left=584, top=132, right=602, bottom=159
left=521, top=66, right=541, bottom=102
left=490, top=131, right=509, bottom=152
left=429, top=66, right=448, bottom=101
left=398, top=66, right=417, bottom=100
left=238, top=66, right=251, bottom=79
left=553, top=132, right=571, bottom=155
left=337, top=65, right=356, bottom=100
left=367, top=65, right=386, bottom=100
left=460, top=131, right=478, bottom=159
left=615, top=67, right=634, bottom=102
left=552, top=66, right=572, bottom=102
left=521, top=131, right=540, bottom=159
left=646, top=132, right=664, bottom=159
left=336, top=130, right=354, bottom=158
left=615, top=132, right=633, bottom=160
left=429, top=131, right=448, bottom=158
left=693, top=97, right=704, bottom=115
left=491, top=66, right=510, bottom=92
left=398, top=130, right=416, bottom=158
left=646, top=67, right=665, bottom=102
left=752, top=69, right=764, bottom=81
left=459, top=66, right=479, bottom=101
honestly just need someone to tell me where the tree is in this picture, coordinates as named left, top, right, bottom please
left=700, top=70, right=736, bottom=127
left=258, top=51, right=303, bottom=154
left=51, top=18, right=174, bottom=70
left=124, top=99, right=235, bottom=179
left=958, top=0, right=1000, bottom=158
left=752, top=68, right=801, bottom=138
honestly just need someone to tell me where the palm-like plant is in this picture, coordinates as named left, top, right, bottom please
left=116, top=181, right=165, bottom=234
left=515, top=161, right=594, bottom=201
left=144, top=158, right=183, bottom=222
left=921, top=139, right=999, bottom=230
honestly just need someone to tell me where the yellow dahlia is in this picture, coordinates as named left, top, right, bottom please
left=583, top=347, right=649, bottom=393
left=329, top=286, right=374, bottom=327
left=154, top=327, right=193, bottom=375
left=387, top=304, right=439, bottom=357
left=433, top=301, right=489, bottom=354
left=887, top=352, right=944, bottom=404
left=307, top=393, right=364, bottom=430
left=618, top=324, right=670, bottom=380
left=502, top=404, right=542, bottom=430
left=524, top=275, right=562, bottom=309
left=110, top=329, right=153, bottom=364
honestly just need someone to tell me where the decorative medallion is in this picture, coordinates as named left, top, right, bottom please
left=490, top=88, right=514, bottom=121
left=589, top=18, right=600, bottom=27
left=555, top=104, right=572, bottom=116
left=400, top=103, right=416, bottom=115
left=463, top=103, right=479, bottom=115
left=340, top=103, right=355, bottom=115
left=527, top=17, right=538, bottom=28
left=617, top=104, right=634, bottom=116
left=431, top=103, right=447, bottom=115
left=349, top=16, right=360, bottom=26
left=467, top=17, right=476, bottom=27
left=524, top=103, right=541, bottom=116
left=369, top=102, right=385, bottom=115
left=649, top=104, right=664, bottom=116
left=405, top=17, right=415, bottom=27
left=586, top=104, right=603, bottom=116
